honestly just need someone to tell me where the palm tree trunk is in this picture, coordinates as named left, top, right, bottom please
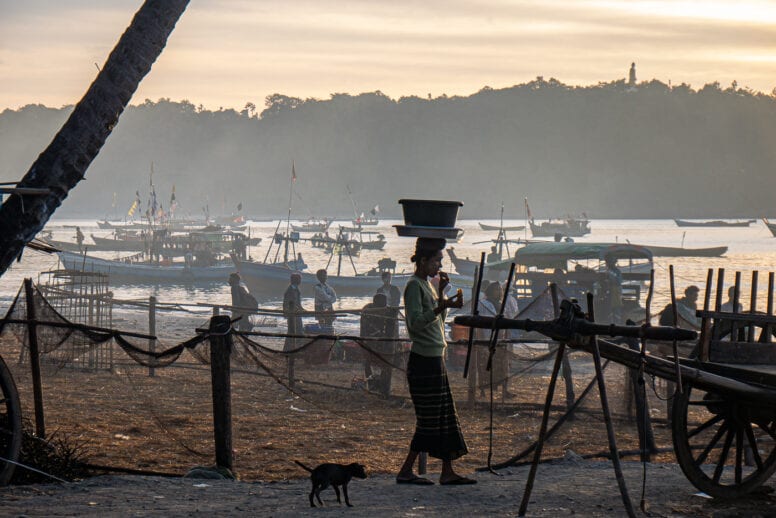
left=0, top=0, right=189, bottom=275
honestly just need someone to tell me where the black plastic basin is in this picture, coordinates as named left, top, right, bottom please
left=398, top=199, right=463, bottom=227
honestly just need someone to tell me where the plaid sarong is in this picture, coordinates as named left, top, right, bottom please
left=407, top=352, right=468, bottom=461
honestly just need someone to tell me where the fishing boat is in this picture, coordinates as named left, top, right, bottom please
left=357, top=231, right=387, bottom=250
left=478, top=223, right=525, bottom=232
left=90, top=232, right=148, bottom=252
left=524, top=199, right=591, bottom=237
left=56, top=250, right=234, bottom=284
left=643, top=244, right=727, bottom=257
left=232, top=256, right=410, bottom=297
left=346, top=186, right=380, bottom=226
left=291, top=218, right=331, bottom=233
left=353, top=213, right=379, bottom=226
left=446, top=247, right=513, bottom=277
left=529, top=217, right=591, bottom=237
left=213, top=214, right=246, bottom=227
left=674, top=219, right=755, bottom=227
left=513, top=242, right=654, bottom=322
left=40, top=237, right=85, bottom=253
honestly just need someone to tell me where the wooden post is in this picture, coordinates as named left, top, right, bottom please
left=467, top=265, right=480, bottom=405
left=749, top=271, right=758, bottom=342
left=731, top=271, right=742, bottom=341
left=24, top=278, right=46, bottom=438
left=586, top=293, right=635, bottom=517
left=209, top=314, right=234, bottom=472
left=148, top=296, right=157, bottom=377
left=698, top=269, right=713, bottom=361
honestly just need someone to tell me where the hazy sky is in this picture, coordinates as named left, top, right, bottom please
left=2, top=0, right=775, bottom=110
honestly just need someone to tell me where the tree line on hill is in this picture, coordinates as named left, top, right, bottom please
left=1, top=77, right=775, bottom=219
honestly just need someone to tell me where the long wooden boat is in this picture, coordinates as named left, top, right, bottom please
left=57, top=251, right=234, bottom=284
left=478, top=223, right=525, bottom=232
left=358, top=232, right=387, bottom=250
left=529, top=218, right=591, bottom=237
left=674, top=219, right=755, bottom=228
left=232, top=257, right=411, bottom=297
left=90, top=233, right=147, bottom=252
left=446, top=248, right=513, bottom=277
left=41, top=238, right=85, bottom=253
left=643, top=245, right=727, bottom=257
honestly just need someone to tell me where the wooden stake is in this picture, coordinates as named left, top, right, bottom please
left=749, top=271, right=758, bottom=342
left=24, top=278, right=45, bottom=438
left=209, top=315, right=234, bottom=472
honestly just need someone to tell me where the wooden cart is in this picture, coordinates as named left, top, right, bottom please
left=456, top=267, right=776, bottom=502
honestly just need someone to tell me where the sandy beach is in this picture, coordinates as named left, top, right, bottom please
left=1, top=459, right=775, bottom=517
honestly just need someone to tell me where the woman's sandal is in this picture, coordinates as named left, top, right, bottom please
left=396, top=474, right=434, bottom=485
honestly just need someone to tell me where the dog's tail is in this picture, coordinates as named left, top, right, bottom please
left=293, top=460, right=313, bottom=472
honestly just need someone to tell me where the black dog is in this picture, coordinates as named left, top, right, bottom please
left=294, top=460, right=367, bottom=507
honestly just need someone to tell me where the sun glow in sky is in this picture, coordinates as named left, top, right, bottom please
left=1, top=0, right=775, bottom=110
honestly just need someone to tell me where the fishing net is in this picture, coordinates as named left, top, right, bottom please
left=0, top=280, right=671, bottom=482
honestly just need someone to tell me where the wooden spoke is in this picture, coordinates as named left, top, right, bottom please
left=744, top=422, right=764, bottom=470
left=712, top=428, right=735, bottom=483
left=735, top=427, right=744, bottom=484
left=689, top=414, right=724, bottom=440
left=694, top=422, right=728, bottom=467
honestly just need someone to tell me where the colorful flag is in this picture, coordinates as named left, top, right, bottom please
left=127, top=191, right=141, bottom=217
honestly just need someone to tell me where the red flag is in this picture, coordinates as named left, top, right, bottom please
left=291, top=161, right=297, bottom=183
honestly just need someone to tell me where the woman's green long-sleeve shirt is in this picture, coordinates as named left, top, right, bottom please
left=403, top=276, right=447, bottom=357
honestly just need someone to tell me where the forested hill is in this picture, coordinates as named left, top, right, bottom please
left=1, top=77, right=775, bottom=219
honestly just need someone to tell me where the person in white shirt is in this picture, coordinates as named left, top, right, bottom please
left=313, top=269, right=337, bottom=329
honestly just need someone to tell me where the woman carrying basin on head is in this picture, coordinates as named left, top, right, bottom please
left=395, top=237, right=476, bottom=486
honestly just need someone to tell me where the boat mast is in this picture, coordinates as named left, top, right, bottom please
left=284, top=161, right=295, bottom=265
left=346, top=185, right=359, bottom=221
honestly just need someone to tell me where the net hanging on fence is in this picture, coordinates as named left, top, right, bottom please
left=0, top=282, right=208, bottom=369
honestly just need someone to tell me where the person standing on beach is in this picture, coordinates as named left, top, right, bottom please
left=376, top=271, right=402, bottom=307
left=75, top=226, right=84, bottom=249
left=283, top=272, right=304, bottom=386
left=313, top=269, right=337, bottom=330
left=283, top=273, right=304, bottom=352
left=228, top=273, right=257, bottom=332
left=396, top=237, right=476, bottom=486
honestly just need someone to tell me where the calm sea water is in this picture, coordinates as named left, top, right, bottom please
left=3, top=218, right=775, bottom=330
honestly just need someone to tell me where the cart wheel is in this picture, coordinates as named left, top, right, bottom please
left=672, top=381, right=776, bottom=499
left=0, top=354, right=22, bottom=485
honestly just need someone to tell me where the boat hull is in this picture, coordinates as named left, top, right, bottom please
left=674, top=219, right=754, bottom=227
left=644, top=245, right=728, bottom=257
left=233, top=258, right=411, bottom=297
left=57, top=251, right=234, bottom=284
left=478, top=223, right=525, bottom=232
left=529, top=220, right=591, bottom=237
